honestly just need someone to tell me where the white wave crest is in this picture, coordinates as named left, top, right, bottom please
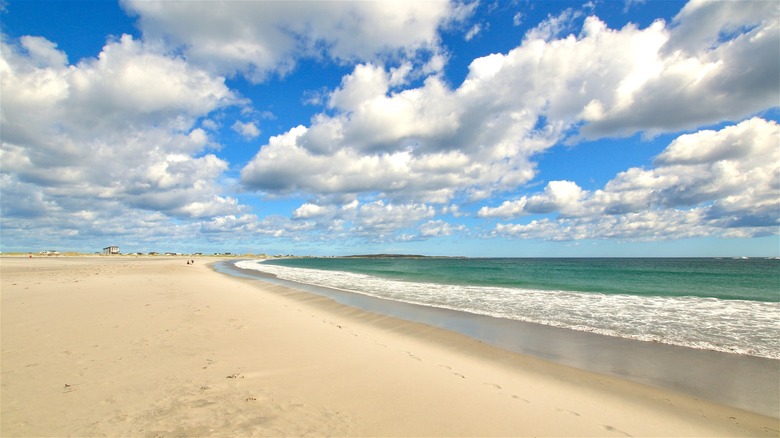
left=236, top=260, right=780, bottom=359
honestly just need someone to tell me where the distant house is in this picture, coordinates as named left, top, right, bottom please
left=103, top=246, right=119, bottom=255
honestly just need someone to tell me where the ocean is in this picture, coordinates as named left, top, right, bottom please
left=234, top=257, right=780, bottom=360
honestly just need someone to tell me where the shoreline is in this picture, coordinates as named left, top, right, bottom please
left=217, top=259, right=780, bottom=418
left=1, top=256, right=777, bottom=436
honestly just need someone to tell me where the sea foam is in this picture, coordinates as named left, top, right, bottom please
left=236, top=260, right=780, bottom=359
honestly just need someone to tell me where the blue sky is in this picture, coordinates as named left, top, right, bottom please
left=1, top=0, right=778, bottom=257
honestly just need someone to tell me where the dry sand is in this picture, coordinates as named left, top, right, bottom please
left=1, top=256, right=777, bottom=437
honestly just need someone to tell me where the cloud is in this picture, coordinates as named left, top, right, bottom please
left=420, top=219, right=464, bottom=237
left=232, top=120, right=261, bottom=140
left=595, top=118, right=778, bottom=216
left=478, top=181, right=587, bottom=218
left=494, top=209, right=715, bottom=241
left=623, top=0, right=646, bottom=13
left=292, top=203, right=334, bottom=220
left=3, top=1, right=777, bottom=252
left=441, top=204, right=465, bottom=218
left=203, top=198, right=441, bottom=244
left=241, top=1, right=776, bottom=220
left=488, top=118, right=779, bottom=241
left=465, top=24, right=482, bottom=41
left=665, top=0, right=778, bottom=55
left=353, top=200, right=435, bottom=239
left=579, top=2, right=779, bottom=138
left=240, top=121, right=503, bottom=204
left=654, top=118, right=774, bottom=165
left=200, top=214, right=259, bottom=234
left=327, top=63, right=391, bottom=112
left=122, top=0, right=472, bottom=82
left=240, top=68, right=546, bottom=203
left=0, top=33, right=243, bottom=250
left=19, top=35, right=68, bottom=67
left=525, top=8, right=583, bottom=41
left=512, top=12, right=523, bottom=26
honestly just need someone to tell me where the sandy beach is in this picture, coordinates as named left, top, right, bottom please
left=1, top=257, right=777, bottom=437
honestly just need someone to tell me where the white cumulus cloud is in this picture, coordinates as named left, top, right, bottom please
left=232, top=120, right=261, bottom=140
left=122, top=0, right=471, bottom=82
left=488, top=118, right=779, bottom=241
left=242, top=2, right=777, bottom=215
left=0, top=33, right=242, bottom=250
left=3, top=0, right=777, bottom=252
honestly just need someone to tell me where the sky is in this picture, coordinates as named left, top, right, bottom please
left=1, top=0, right=778, bottom=257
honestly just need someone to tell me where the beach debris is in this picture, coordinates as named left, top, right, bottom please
left=226, top=373, right=243, bottom=379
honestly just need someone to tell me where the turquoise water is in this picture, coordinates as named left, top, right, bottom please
left=236, top=257, right=780, bottom=358
left=260, top=257, right=780, bottom=302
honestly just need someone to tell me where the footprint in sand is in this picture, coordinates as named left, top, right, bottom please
left=439, top=364, right=465, bottom=378
left=602, top=425, right=631, bottom=436
left=556, top=408, right=581, bottom=417
left=402, top=351, right=422, bottom=361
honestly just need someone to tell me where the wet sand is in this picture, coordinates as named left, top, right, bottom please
left=218, top=260, right=780, bottom=418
